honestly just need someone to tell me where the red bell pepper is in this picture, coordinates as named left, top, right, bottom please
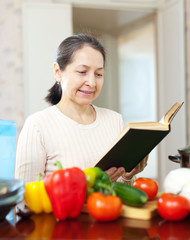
left=44, top=161, right=86, bottom=221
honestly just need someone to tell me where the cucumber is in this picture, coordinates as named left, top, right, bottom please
left=111, top=182, right=148, bottom=207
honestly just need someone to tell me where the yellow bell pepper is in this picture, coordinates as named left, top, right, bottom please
left=24, top=174, right=52, bottom=214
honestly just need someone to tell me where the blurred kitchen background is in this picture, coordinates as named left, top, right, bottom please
left=0, top=0, right=189, bottom=187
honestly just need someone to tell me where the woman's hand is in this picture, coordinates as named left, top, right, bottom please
left=105, top=167, right=125, bottom=182
left=105, top=155, right=149, bottom=182
left=122, top=155, right=149, bottom=180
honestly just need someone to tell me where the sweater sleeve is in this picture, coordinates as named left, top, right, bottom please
left=15, top=117, right=47, bottom=183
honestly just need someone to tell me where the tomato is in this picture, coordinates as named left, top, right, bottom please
left=157, top=193, right=190, bottom=221
left=86, top=192, right=122, bottom=221
left=132, top=177, right=158, bottom=200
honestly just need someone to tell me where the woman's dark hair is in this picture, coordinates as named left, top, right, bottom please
left=45, top=33, right=106, bottom=105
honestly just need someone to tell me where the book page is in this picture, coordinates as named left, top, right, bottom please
left=127, top=121, right=168, bottom=130
left=159, top=102, right=183, bottom=125
left=112, top=102, right=182, bottom=149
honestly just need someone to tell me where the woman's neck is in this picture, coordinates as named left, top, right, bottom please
left=56, top=100, right=96, bottom=125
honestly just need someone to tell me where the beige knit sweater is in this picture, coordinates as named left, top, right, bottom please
left=15, top=105, right=124, bottom=183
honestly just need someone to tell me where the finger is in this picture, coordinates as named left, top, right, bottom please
left=140, top=157, right=148, bottom=170
left=105, top=167, right=118, bottom=182
left=124, top=169, right=136, bottom=179
left=117, top=167, right=125, bottom=175
left=123, top=163, right=141, bottom=179
left=109, top=168, right=125, bottom=182
left=143, top=155, right=149, bottom=165
left=143, top=158, right=148, bottom=168
left=139, top=160, right=144, bottom=171
left=124, top=156, right=149, bottom=179
left=110, top=172, right=122, bottom=182
left=109, top=172, right=119, bottom=182
left=105, top=167, right=117, bottom=175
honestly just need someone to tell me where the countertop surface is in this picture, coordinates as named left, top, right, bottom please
left=1, top=209, right=190, bottom=239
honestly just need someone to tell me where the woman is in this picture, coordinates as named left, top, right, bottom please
left=15, top=33, right=148, bottom=184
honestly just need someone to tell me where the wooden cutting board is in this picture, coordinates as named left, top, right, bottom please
left=83, top=198, right=158, bottom=221
left=120, top=198, right=158, bottom=220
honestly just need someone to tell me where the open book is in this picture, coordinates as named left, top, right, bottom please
left=95, top=102, right=184, bottom=172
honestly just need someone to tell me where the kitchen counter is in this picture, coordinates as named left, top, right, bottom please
left=1, top=210, right=190, bottom=239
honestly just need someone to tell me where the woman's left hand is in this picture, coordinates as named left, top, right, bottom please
left=122, top=155, right=149, bottom=180
left=105, top=167, right=125, bottom=182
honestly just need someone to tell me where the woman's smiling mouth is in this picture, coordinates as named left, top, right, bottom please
left=78, top=90, right=94, bottom=95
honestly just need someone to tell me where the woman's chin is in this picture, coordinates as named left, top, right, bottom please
left=78, top=100, right=93, bottom=106
left=76, top=97, right=95, bottom=106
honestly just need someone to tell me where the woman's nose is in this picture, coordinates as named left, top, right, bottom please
left=85, top=74, right=96, bottom=87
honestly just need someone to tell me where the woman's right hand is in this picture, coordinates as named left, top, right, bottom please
left=105, top=167, right=125, bottom=182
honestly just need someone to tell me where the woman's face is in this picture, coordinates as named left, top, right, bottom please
left=55, top=45, right=104, bottom=106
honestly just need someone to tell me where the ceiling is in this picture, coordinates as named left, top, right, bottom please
left=73, top=7, right=154, bottom=33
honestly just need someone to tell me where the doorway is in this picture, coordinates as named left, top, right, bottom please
left=73, top=7, right=158, bottom=179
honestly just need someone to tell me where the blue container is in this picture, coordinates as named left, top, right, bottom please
left=0, top=119, right=17, bottom=179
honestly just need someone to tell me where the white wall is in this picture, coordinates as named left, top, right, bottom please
left=22, top=2, right=72, bottom=117
left=93, top=34, right=119, bottom=111
left=118, top=23, right=158, bottom=179
left=157, top=0, right=186, bottom=188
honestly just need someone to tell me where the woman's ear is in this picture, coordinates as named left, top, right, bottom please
left=53, top=62, right=62, bottom=83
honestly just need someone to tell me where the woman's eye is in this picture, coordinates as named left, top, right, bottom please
left=96, top=73, right=103, bottom=77
left=78, top=71, right=86, bottom=75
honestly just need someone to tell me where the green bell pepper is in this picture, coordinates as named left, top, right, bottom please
left=83, top=167, right=114, bottom=196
